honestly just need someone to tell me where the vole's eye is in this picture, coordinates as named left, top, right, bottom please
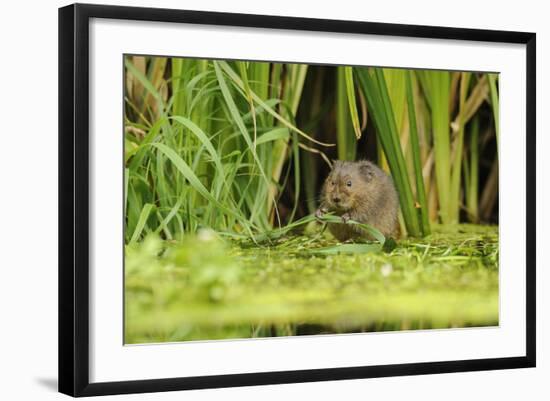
left=331, top=181, right=335, bottom=186
left=346, top=180, right=352, bottom=187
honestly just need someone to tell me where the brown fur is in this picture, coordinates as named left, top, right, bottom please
left=316, top=160, right=399, bottom=241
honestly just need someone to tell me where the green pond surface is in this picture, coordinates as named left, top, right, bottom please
left=125, top=224, right=499, bottom=344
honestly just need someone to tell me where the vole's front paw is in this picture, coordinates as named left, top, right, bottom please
left=341, top=213, right=351, bottom=223
left=315, top=208, right=326, bottom=219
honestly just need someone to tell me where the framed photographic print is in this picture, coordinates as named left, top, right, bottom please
left=58, top=3, right=536, bottom=397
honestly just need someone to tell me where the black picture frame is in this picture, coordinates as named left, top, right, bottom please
left=58, top=3, right=536, bottom=397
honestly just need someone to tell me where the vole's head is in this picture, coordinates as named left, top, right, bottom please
left=323, top=160, right=377, bottom=212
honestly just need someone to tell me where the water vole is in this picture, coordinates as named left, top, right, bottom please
left=315, top=160, right=399, bottom=241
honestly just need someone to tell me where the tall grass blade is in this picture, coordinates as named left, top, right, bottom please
left=125, top=58, right=162, bottom=103
left=355, top=67, right=421, bottom=237
left=124, top=168, right=129, bottom=217
left=405, top=71, right=430, bottom=235
left=449, top=72, right=471, bottom=223
left=466, top=116, right=480, bottom=223
left=154, top=198, right=183, bottom=236
left=344, top=67, right=362, bottom=139
left=336, top=67, right=356, bottom=160
left=421, top=70, right=451, bottom=224
left=488, top=73, right=499, bottom=152
left=129, top=203, right=154, bottom=244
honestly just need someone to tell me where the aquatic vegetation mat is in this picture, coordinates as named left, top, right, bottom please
left=125, top=224, right=498, bottom=343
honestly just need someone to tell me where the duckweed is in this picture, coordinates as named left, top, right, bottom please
left=125, top=224, right=498, bottom=343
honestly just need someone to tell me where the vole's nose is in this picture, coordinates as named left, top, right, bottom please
left=332, top=196, right=341, bottom=204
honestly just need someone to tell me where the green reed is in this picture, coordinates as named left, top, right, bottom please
left=124, top=56, right=498, bottom=241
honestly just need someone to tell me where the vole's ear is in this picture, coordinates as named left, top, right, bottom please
left=331, top=159, right=342, bottom=170
left=359, top=162, right=374, bottom=181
